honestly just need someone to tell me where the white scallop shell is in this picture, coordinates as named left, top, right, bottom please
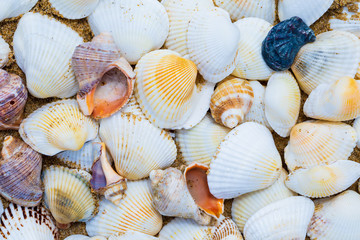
left=108, top=231, right=158, bottom=240
left=0, top=0, right=37, bottom=21
left=212, top=217, right=243, bottom=240
left=13, top=12, right=83, bottom=98
left=49, top=0, right=99, bottom=19
left=329, top=3, right=360, bottom=37
left=65, top=235, right=107, bottom=240
left=208, top=122, right=282, bottom=199
left=119, top=94, right=144, bottom=117
left=0, top=36, right=10, bottom=68
left=353, top=117, right=360, bottom=148
left=159, top=218, right=213, bottom=240
left=88, top=0, right=169, bottom=64
left=244, top=196, right=315, bottom=240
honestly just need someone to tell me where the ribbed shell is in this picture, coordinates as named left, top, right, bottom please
left=119, top=94, right=144, bottom=117
left=0, top=36, right=10, bottom=68
left=285, top=121, right=357, bottom=171
left=0, top=200, right=3, bottom=216
left=13, top=12, right=83, bottom=98
left=49, top=0, right=99, bottom=19
left=210, top=77, right=254, bottom=129
left=212, top=217, right=243, bottom=240
left=187, top=7, right=240, bottom=83
left=291, top=30, right=360, bottom=94
left=0, top=0, right=37, bottom=21
left=159, top=218, right=213, bottom=240
left=108, top=231, right=158, bottom=240
left=86, top=180, right=163, bottom=237
left=353, top=117, right=360, bottom=148
left=65, top=235, right=107, bottom=240
left=207, top=122, right=282, bottom=199
left=329, top=3, right=360, bottom=37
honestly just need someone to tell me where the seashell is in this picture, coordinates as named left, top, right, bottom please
left=213, top=0, right=275, bottom=23
left=73, top=33, right=135, bottom=119
left=278, top=0, right=333, bottom=26
left=231, top=169, right=296, bottom=231
left=42, top=165, right=97, bottom=229
left=291, top=30, right=360, bottom=94
left=264, top=71, right=301, bottom=137
left=176, top=114, right=230, bottom=166
left=88, top=0, right=169, bottom=64
left=0, top=200, right=3, bottom=216
left=211, top=216, right=243, bottom=240
left=86, top=180, right=163, bottom=237
left=285, top=160, right=360, bottom=198
left=187, top=7, right=240, bottom=83
left=308, top=190, right=360, bottom=240
left=285, top=120, right=357, bottom=171
left=108, top=231, right=158, bottom=240
left=162, top=0, right=214, bottom=57
left=207, top=122, right=282, bottom=199
left=0, top=136, right=42, bottom=207
left=19, top=99, right=98, bottom=156
left=13, top=12, right=83, bottom=98
left=119, top=94, right=144, bottom=117
left=159, top=218, right=213, bottom=240
left=0, top=203, right=59, bottom=239
left=210, top=77, right=254, bottom=129
left=353, top=117, right=360, bottom=148
left=65, top=236, right=107, bottom=240
left=0, top=36, right=10, bottom=68
left=329, top=3, right=360, bottom=37
left=231, top=18, right=273, bottom=80
left=0, top=0, right=37, bottom=21
left=49, top=0, right=99, bottom=19
left=99, top=112, right=176, bottom=180
left=304, top=76, right=360, bottom=121
left=0, top=69, right=27, bottom=130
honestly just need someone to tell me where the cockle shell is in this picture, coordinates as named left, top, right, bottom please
left=265, top=71, right=301, bottom=137
left=0, top=36, right=10, bottom=68
left=72, top=33, right=135, bottom=119
left=291, top=30, right=360, bottom=94
left=210, top=77, right=254, bottom=129
left=88, top=0, right=169, bottom=64
left=329, top=3, right=360, bottom=37
left=285, top=121, right=357, bottom=171
left=0, top=0, right=37, bottom=22
left=65, top=236, right=107, bottom=240
left=0, top=70, right=27, bottom=130
left=108, top=231, right=158, bottom=240
left=0, top=203, right=59, bottom=240
left=13, top=12, right=83, bottom=98
left=353, top=117, right=360, bottom=148
left=187, top=7, right=240, bottom=83
left=49, top=0, right=99, bottom=19
left=0, top=136, right=42, bottom=207
left=212, top=217, right=243, bottom=240
left=119, top=94, right=144, bottom=117
left=207, top=122, right=282, bottom=199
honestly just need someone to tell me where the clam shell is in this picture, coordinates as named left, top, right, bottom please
left=49, top=0, right=99, bottom=19
left=329, top=3, right=360, bottom=37
left=86, top=180, right=163, bottom=237
left=291, top=30, right=360, bottom=94
left=159, top=218, right=213, bottom=240
left=187, top=7, right=240, bottom=83
left=0, top=0, right=37, bottom=21
left=244, top=196, right=315, bottom=240
left=88, top=0, right=169, bottom=64
left=65, top=236, right=107, bottom=240
left=232, top=18, right=274, bottom=80
left=207, top=122, right=282, bottom=199
left=108, top=231, right=158, bottom=240
left=0, top=203, right=58, bottom=240
left=265, top=71, right=301, bottom=137
left=353, top=117, right=360, bottom=148
left=212, top=217, right=243, bottom=240
left=285, top=120, right=357, bottom=171
left=13, top=12, right=83, bottom=98
left=0, top=36, right=10, bottom=68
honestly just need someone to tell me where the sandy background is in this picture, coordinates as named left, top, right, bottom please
left=0, top=0, right=359, bottom=239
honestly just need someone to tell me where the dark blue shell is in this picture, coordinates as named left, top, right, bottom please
left=262, top=16, right=316, bottom=71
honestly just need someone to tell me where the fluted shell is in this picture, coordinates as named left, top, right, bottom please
left=353, top=117, right=360, bottom=148
left=187, top=7, right=240, bottom=83
left=13, top=12, right=83, bottom=98
left=304, top=76, right=360, bottom=121
left=159, top=218, right=213, bottom=240
left=244, top=197, right=315, bottom=240
left=265, top=71, right=300, bottom=137
left=0, top=0, right=37, bottom=21
left=49, top=0, right=99, bottom=19
left=0, top=200, right=3, bottom=216
left=0, top=36, right=10, bottom=68
left=208, top=122, right=282, bottom=199
left=65, top=236, right=107, bottom=240
left=285, top=121, right=357, bottom=171
left=278, top=0, right=333, bottom=26
left=291, top=30, right=360, bottom=94
left=88, top=0, right=169, bottom=64
left=210, top=77, right=254, bottom=129
left=176, top=114, right=230, bottom=166
left=86, top=180, right=162, bottom=237
left=231, top=169, right=296, bottom=231
left=212, top=217, right=243, bottom=240
left=162, top=0, right=214, bottom=57
left=329, top=3, right=360, bottom=37
left=0, top=70, right=27, bottom=130
left=100, top=112, right=176, bottom=180
left=108, top=231, right=158, bottom=240
left=0, top=203, right=58, bottom=240
left=119, top=94, right=144, bottom=117
left=232, top=18, right=274, bottom=80
left=308, top=190, right=360, bottom=240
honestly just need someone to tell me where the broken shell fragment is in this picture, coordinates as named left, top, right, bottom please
left=0, top=36, right=10, bottom=68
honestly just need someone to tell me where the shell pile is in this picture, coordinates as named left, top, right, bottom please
left=1, top=0, right=360, bottom=239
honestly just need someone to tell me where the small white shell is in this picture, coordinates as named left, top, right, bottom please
left=353, top=117, right=360, bottom=148
left=0, top=36, right=10, bottom=68
left=65, top=235, right=107, bottom=240
left=0, top=0, right=37, bottom=21
left=159, top=218, right=213, bottom=240
left=108, top=231, right=158, bottom=240
left=329, top=3, right=360, bottom=37
left=49, top=0, right=99, bottom=19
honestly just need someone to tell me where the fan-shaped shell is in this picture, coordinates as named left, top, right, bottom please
left=0, top=36, right=10, bottom=68
left=65, top=235, right=107, bottom=240
left=108, top=231, right=158, bottom=240
left=0, top=0, right=37, bottom=21
left=212, top=217, right=243, bottom=240
left=329, top=3, right=360, bottom=37
left=0, top=201, right=3, bottom=216
left=49, top=0, right=99, bottom=19
left=159, top=218, right=213, bottom=240
left=353, top=117, right=360, bottom=148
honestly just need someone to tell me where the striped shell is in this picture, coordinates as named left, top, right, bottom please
left=0, top=0, right=37, bottom=21
left=49, top=0, right=100, bottom=19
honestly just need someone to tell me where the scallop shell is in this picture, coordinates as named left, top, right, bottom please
left=353, top=117, right=360, bottom=148
left=285, top=120, right=357, bottom=172
left=0, top=36, right=10, bottom=68
left=0, top=200, right=3, bottom=216
left=0, top=203, right=58, bottom=240
left=0, top=70, right=27, bottom=130
left=187, top=7, right=240, bottom=83
left=244, top=196, right=315, bottom=240
left=0, top=0, right=37, bottom=21
left=212, top=217, right=243, bottom=240
left=65, top=236, right=107, bottom=240
left=108, top=231, right=158, bottom=240
left=207, top=122, right=282, bottom=199
left=232, top=18, right=274, bottom=80
left=99, top=112, right=176, bottom=180
left=329, top=3, right=360, bottom=37
left=159, top=218, right=213, bottom=240
left=49, top=0, right=99, bottom=19
left=265, top=71, right=301, bottom=137
left=86, top=180, right=163, bottom=237
left=88, top=0, right=169, bottom=64
left=231, top=169, right=296, bottom=231
left=278, top=0, right=333, bottom=26
left=13, top=12, right=83, bottom=98
left=291, top=30, right=360, bottom=94
left=119, top=94, right=144, bottom=117
left=308, top=190, right=360, bottom=240
left=210, top=77, right=254, bottom=129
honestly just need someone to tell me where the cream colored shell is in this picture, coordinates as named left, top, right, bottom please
left=49, top=0, right=100, bottom=19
